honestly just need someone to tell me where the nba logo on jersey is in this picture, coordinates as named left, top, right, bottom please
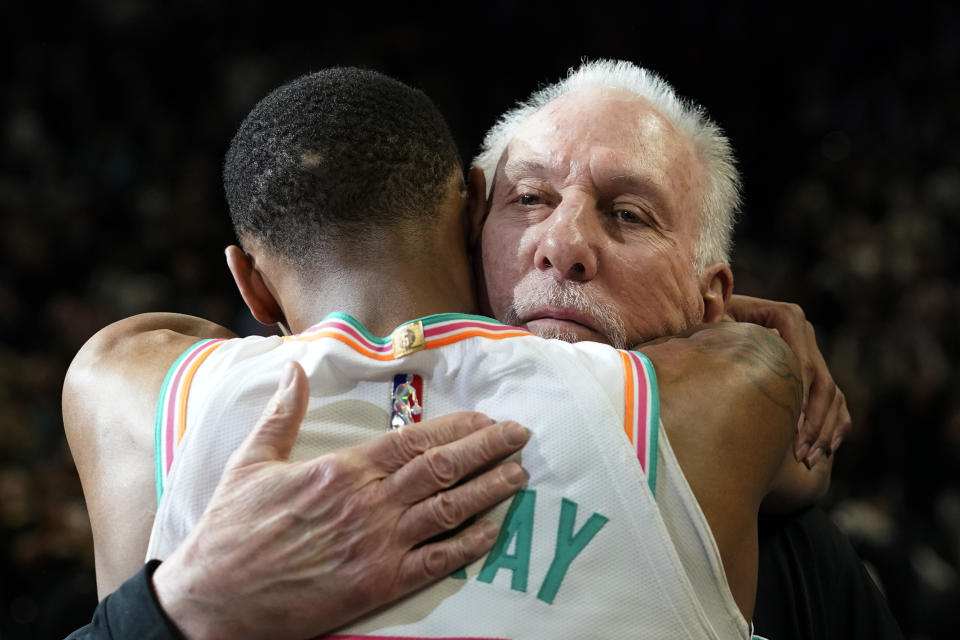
left=390, top=373, right=423, bottom=429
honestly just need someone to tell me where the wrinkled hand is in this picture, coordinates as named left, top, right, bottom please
left=153, top=361, right=530, bottom=639
left=726, top=295, right=851, bottom=468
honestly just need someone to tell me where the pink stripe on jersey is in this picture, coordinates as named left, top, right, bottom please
left=628, top=351, right=650, bottom=472
left=162, top=339, right=226, bottom=477
left=296, top=319, right=392, bottom=354
left=616, top=349, right=659, bottom=495
left=323, top=636, right=508, bottom=639
left=164, top=344, right=210, bottom=474
left=423, top=320, right=523, bottom=337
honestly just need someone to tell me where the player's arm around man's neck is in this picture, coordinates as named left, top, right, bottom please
left=636, top=322, right=826, bottom=621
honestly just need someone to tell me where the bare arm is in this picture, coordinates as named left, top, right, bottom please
left=637, top=322, right=829, bottom=507
left=725, top=294, right=852, bottom=466
left=63, top=313, right=236, bottom=598
left=636, top=322, right=823, bottom=619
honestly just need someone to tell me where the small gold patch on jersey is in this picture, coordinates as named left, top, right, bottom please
left=392, top=320, right=425, bottom=358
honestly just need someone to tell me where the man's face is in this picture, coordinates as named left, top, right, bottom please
left=478, top=88, right=710, bottom=348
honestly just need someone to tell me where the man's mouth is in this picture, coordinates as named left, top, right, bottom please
left=521, top=308, right=607, bottom=341
left=500, top=280, right=629, bottom=348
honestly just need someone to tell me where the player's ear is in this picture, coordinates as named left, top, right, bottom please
left=225, top=245, right=286, bottom=327
left=699, top=261, right=734, bottom=323
left=466, top=166, right=489, bottom=249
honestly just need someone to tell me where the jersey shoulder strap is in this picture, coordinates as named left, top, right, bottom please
left=153, top=338, right=226, bottom=503
left=618, top=350, right=660, bottom=496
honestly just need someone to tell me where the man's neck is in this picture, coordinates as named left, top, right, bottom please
left=284, top=256, right=478, bottom=338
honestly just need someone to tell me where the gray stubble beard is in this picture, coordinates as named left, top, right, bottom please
left=500, top=279, right=629, bottom=350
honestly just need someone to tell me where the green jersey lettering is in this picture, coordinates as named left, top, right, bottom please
left=477, top=489, right=536, bottom=592
left=537, top=498, right=608, bottom=604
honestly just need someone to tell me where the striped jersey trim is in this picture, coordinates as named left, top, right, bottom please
left=154, top=338, right=226, bottom=502
left=326, top=636, right=509, bottom=639
left=619, top=350, right=660, bottom=496
left=285, top=312, right=530, bottom=359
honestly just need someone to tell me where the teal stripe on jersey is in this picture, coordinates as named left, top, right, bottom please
left=412, top=311, right=512, bottom=327
left=321, top=312, right=390, bottom=344
left=154, top=340, right=208, bottom=504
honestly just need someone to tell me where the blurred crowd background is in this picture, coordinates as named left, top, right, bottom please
left=1, top=2, right=958, bottom=638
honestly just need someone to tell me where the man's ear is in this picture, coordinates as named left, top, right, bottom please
left=699, top=262, right=734, bottom=323
left=466, top=166, right=489, bottom=249
left=465, top=166, right=494, bottom=314
left=225, top=245, right=286, bottom=327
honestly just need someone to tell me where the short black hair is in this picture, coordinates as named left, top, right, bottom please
left=223, top=67, right=462, bottom=266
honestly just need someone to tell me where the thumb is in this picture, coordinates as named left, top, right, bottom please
left=229, top=361, right=309, bottom=468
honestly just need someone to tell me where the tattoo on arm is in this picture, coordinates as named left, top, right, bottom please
left=690, top=324, right=803, bottom=419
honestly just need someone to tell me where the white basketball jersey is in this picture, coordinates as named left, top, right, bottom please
left=147, top=312, right=752, bottom=639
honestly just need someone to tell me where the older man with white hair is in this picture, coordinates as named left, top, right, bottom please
left=472, top=59, right=850, bottom=464
left=469, top=59, right=898, bottom=639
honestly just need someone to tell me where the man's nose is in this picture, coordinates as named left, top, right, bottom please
left=532, top=198, right=599, bottom=283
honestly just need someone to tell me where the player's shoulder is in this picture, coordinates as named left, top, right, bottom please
left=62, top=313, right=236, bottom=597
left=687, top=322, right=802, bottom=443
left=639, top=322, right=800, bottom=408
left=64, top=313, right=237, bottom=421
left=638, top=322, right=802, bottom=466
left=74, top=312, right=234, bottom=368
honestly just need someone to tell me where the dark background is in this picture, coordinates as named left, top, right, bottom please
left=2, top=1, right=959, bottom=638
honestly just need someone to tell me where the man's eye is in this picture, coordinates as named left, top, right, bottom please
left=615, top=209, right=645, bottom=224
left=518, top=193, right=541, bottom=206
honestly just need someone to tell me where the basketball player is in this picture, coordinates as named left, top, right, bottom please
left=67, top=374, right=530, bottom=638
left=66, top=67, right=827, bottom=638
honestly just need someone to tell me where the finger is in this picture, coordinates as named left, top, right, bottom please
left=382, top=421, right=530, bottom=505
left=795, top=365, right=835, bottom=459
left=795, top=411, right=815, bottom=462
left=805, top=388, right=845, bottom=468
left=724, top=294, right=756, bottom=322
left=725, top=294, right=745, bottom=320
left=393, top=519, right=500, bottom=596
left=831, top=391, right=852, bottom=453
left=395, top=461, right=528, bottom=544
left=360, top=411, right=495, bottom=474
left=765, top=307, right=813, bottom=409
left=229, top=361, right=309, bottom=467
left=798, top=321, right=818, bottom=411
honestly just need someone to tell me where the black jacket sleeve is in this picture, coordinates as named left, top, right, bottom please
left=753, top=506, right=904, bottom=640
left=65, top=561, right=184, bottom=640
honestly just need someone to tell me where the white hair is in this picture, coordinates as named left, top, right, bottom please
left=472, top=59, right=741, bottom=271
